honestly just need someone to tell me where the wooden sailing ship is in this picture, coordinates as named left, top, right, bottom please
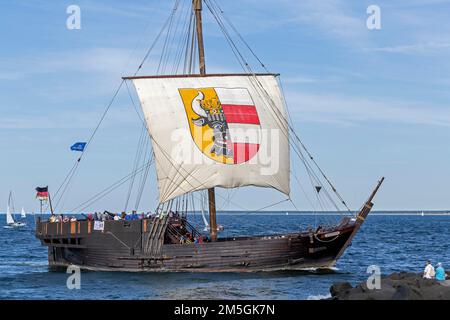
left=35, top=0, right=384, bottom=272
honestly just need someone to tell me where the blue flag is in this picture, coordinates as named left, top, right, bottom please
left=70, top=142, right=87, bottom=152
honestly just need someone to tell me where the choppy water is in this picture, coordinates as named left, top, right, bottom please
left=0, top=214, right=448, bottom=300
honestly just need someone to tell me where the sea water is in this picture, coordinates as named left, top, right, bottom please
left=0, top=214, right=448, bottom=300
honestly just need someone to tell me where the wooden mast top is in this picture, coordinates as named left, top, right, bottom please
left=194, top=0, right=206, bottom=76
left=194, top=0, right=218, bottom=241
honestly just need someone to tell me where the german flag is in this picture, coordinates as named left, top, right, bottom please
left=36, top=186, right=49, bottom=200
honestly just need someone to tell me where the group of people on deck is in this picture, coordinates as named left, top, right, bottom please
left=424, top=260, right=447, bottom=281
left=179, top=233, right=206, bottom=245
left=86, top=211, right=152, bottom=222
left=48, top=214, right=77, bottom=223
left=47, top=210, right=154, bottom=223
left=47, top=210, right=186, bottom=224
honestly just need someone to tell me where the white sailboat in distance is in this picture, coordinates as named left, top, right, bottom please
left=4, top=191, right=26, bottom=228
left=200, top=192, right=223, bottom=232
left=21, top=207, right=26, bottom=219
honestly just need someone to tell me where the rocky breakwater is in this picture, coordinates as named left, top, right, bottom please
left=329, top=271, right=450, bottom=300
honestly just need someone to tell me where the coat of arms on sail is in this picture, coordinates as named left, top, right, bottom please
left=179, top=87, right=261, bottom=164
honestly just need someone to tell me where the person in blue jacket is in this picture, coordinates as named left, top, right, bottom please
left=435, top=262, right=446, bottom=281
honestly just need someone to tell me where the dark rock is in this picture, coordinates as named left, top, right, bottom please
left=328, top=272, right=450, bottom=300
left=330, top=282, right=352, bottom=297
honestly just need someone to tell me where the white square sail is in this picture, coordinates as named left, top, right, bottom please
left=128, top=73, right=290, bottom=203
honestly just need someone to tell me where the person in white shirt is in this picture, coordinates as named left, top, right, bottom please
left=423, top=260, right=435, bottom=279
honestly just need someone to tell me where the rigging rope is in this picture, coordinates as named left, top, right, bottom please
left=124, top=124, right=147, bottom=212
left=157, top=0, right=180, bottom=74
left=247, top=198, right=291, bottom=213
left=65, top=0, right=351, bottom=218
left=52, top=1, right=181, bottom=213
left=172, top=3, right=193, bottom=74
left=204, top=0, right=350, bottom=214
left=71, top=158, right=154, bottom=213
left=209, top=0, right=270, bottom=73
left=134, top=151, right=153, bottom=211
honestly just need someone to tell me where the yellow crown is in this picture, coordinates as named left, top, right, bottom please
left=200, top=98, right=222, bottom=114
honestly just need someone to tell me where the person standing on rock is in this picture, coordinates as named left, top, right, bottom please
left=435, top=263, right=446, bottom=281
left=423, top=260, right=435, bottom=279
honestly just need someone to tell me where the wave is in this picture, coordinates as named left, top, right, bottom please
left=307, top=293, right=331, bottom=300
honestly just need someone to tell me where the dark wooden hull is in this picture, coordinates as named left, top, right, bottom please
left=35, top=217, right=358, bottom=272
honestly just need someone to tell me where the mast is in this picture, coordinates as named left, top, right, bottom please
left=194, top=0, right=206, bottom=75
left=194, top=0, right=218, bottom=241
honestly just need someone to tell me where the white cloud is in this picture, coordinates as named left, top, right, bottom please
left=2, top=47, right=147, bottom=79
left=83, top=2, right=165, bottom=19
left=280, top=0, right=367, bottom=43
left=286, top=91, right=450, bottom=127
left=0, top=105, right=139, bottom=130
left=0, top=46, right=161, bottom=110
left=387, top=0, right=450, bottom=7
left=371, top=42, right=450, bottom=54
left=280, top=76, right=319, bottom=84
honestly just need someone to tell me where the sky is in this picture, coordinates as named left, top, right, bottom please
left=1, top=0, right=450, bottom=213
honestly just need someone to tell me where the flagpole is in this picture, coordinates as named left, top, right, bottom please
left=48, top=188, right=54, bottom=215
left=35, top=199, right=42, bottom=228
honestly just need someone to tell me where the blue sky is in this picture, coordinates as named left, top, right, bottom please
left=1, top=0, right=450, bottom=213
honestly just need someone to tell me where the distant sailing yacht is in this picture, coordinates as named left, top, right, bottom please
left=4, top=191, right=26, bottom=229
left=21, top=207, right=26, bottom=219
left=35, top=0, right=384, bottom=272
left=200, top=193, right=223, bottom=232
